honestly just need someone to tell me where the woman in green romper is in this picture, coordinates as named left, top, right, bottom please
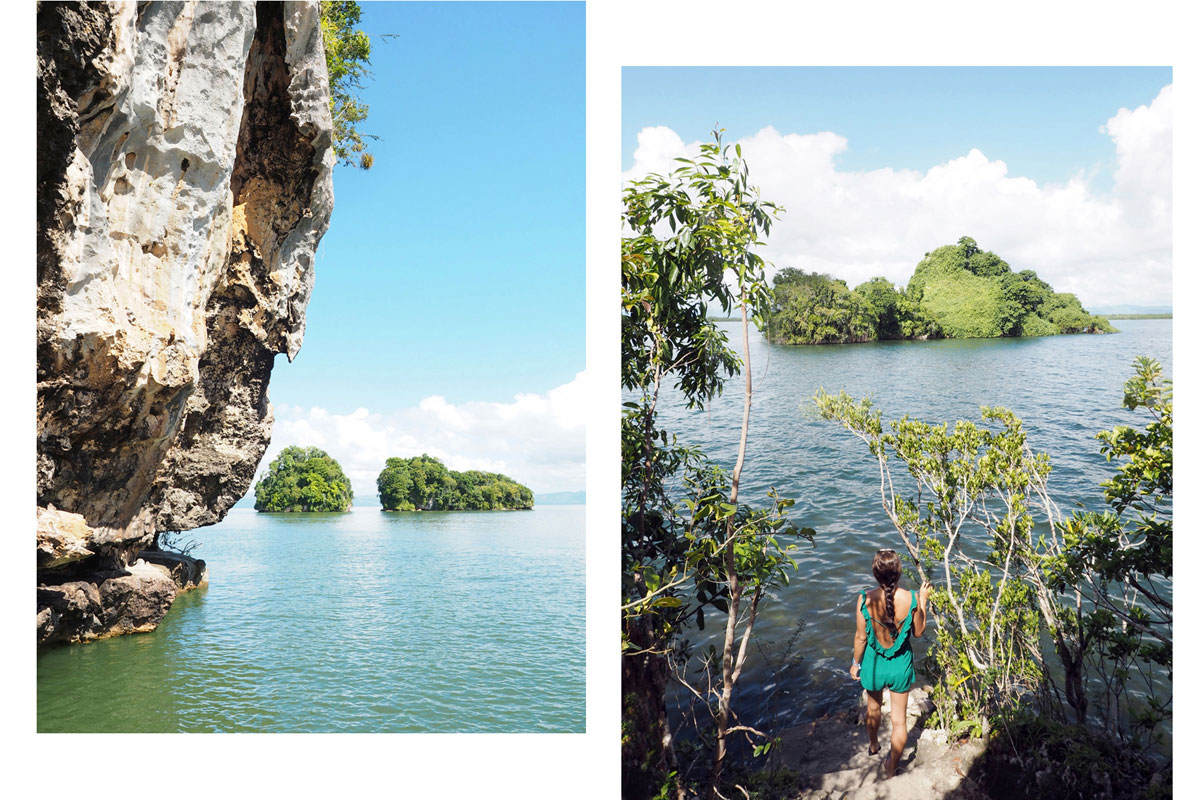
left=849, top=549, right=931, bottom=778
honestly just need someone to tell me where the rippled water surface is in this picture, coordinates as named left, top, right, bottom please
left=38, top=505, right=585, bottom=732
left=655, top=320, right=1172, bottom=733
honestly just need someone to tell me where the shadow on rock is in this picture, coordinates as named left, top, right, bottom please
left=960, top=713, right=1170, bottom=800
left=767, top=686, right=992, bottom=799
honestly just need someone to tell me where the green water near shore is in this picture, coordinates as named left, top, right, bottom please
left=38, top=505, right=585, bottom=733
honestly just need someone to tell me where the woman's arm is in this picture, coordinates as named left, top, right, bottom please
left=850, top=592, right=867, bottom=679
left=913, top=580, right=932, bottom=637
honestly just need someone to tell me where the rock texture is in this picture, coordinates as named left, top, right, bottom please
left=37, top=1, right=333, bottom=646
left=768, top=687, right=990, bottom=799
left=38, top=558, right=187, bottom=645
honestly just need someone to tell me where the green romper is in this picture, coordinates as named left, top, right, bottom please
left=859, top=589, right=916, bottom=693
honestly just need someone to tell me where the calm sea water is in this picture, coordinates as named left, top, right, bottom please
left=655, top=320, right=1172, bottom=735
left=38, top=505, right=585, bottom=732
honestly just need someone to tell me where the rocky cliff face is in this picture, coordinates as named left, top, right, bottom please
left=36, top=1, right=334, bottom=645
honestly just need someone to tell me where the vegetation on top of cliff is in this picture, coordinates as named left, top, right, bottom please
left=376, top=455, right=534, bottom=511
left=320, top=1, right=375, bottom=168
left=254, top=446, right=354, bottom=511
left=765, top=236, right=1114, bottom=344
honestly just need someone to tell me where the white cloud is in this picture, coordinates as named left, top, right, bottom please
left=1105, top=84, right=1172, bottom=226
left=261, top=373, right=588, bottom=499
left=623, top=85, right=1172, bottom=308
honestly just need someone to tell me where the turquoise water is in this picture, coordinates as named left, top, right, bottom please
left=38, top=505, right=585, bottom=732
left=655, top=320, right=1172, bottom=734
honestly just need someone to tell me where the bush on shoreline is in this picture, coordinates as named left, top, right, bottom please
left=815, top=356, right=1171, bottom=796
left=972, top=711, right=1170, bottom=800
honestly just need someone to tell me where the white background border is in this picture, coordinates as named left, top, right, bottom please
left=5, top=0, right=1194, bottom=796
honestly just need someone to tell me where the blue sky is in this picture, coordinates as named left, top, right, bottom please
left=623, top=67, right=1173, bottom=310
left=271, top=1, right=584, bottom=413
left=261, top=2, right=585, bottom=495
left=623, top=67, right=1170, bottom=188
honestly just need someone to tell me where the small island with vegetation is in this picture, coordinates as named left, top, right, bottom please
left=765, top=236, right=1114, bottom=344
left=376, top=454, right=534, bottom=511
left=254, top=446, right=354, bottom=512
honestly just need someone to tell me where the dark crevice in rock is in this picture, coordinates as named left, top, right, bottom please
left=147, top=1, right=321, bottom=532
left=36, top=2, right=115, bottom=297
left=36, top=1, right=331, bottom=647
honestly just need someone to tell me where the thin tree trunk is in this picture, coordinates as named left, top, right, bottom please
left=730, top=300, right=752, bottom=506
left=709, top=298, right=754, bottom=798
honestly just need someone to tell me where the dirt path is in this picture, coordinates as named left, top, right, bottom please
left=767, top=686, right=991, bottom=800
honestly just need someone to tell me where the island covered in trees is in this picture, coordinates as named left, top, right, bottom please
left=765, top=236, right=1114, bottom=344
left=376, top=455, right=534, bottom=511
left=254, top=446, right=354, bottom=512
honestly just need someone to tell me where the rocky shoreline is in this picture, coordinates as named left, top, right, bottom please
left=768, top=686, right=989, bottom=799
left=37, top=552, right=208, bottom=648
left=37, top=507, right=209, bottom=647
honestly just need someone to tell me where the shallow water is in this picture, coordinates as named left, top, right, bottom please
left=38, top=505, right=585, bottom=733
left=653, top=320, right=1172, bottom=735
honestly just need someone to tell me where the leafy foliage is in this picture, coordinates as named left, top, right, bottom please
left=766, top=270, right=877, bottom=344
left=814, top=392, right=1059, bottom=733
left=766, top=270, right=942, bottom=344
left=976, top=710, right=1170, bottom=800
left=919, top=266, right=1006, bottom=338
left=767, top=237, right=1112, bottom=344
left=320, top=1, right=374, bottom=168
left=853, top=275, right=910, bottom=340
left=911, top=238, right=1113, bottom=337
left=717, top=765, right=809, bottom=800
left=254, top=446, right=354, bottom=512
left=622, top=130, right=811, bottom=800
left=376, top=454, right=533, bottom=511
left=1050, top=357, right=1172, bottom=742
left=815, top=356, right=1172, bottom=753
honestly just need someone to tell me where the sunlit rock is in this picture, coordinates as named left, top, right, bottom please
left=36, top=0, right=333, bottom=644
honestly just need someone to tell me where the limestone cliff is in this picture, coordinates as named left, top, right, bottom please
left=36, top=1, right=334, bottom=645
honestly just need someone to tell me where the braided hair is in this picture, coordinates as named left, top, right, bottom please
left=872, top=549, right=902, bottom=635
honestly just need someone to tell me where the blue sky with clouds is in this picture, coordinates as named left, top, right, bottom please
left=273, top=1, right=583, bottom=413
left=623, top=66, right=1172, bottom=310
left=261, top=2, right=585, bottom=496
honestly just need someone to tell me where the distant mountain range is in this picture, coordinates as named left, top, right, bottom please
left=1089, top=304, right=1172, bottom=315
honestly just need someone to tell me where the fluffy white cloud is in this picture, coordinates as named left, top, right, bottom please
left=1104, top=84, right=1172, bottom=225
left=262, top=373, right=587, bottom=499
left=623, top=85, right=1172, bottom=308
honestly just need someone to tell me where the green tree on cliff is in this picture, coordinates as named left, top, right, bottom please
left=254, top=446, right=354, bottom=512
left=320, top=1, right=375, bottom=168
